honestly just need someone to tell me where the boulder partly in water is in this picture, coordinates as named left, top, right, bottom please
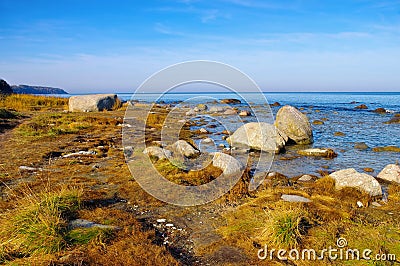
left=226, top=122, right=287, bottom=153
left=275, top=105, right=313, bottom=144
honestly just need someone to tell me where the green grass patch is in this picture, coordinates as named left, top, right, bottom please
left=0, top=188, right=81, bottom=261
left=65, top=227, right=114, bottom=246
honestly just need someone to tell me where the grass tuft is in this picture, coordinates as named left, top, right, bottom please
left=0, top=188, right=82, bottom=261
left=65, top=227, right=114, bottom=246
left=261, top=207, right=309, bottom=249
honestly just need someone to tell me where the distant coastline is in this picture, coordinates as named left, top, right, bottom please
left=11, top=84, right=68, bottom=95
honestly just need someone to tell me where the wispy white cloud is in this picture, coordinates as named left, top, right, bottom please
left=200, top=9, right=220, bottom=23
left=154, top=23, right=185, bottom=36
left=152, top=5, right=230, bottom=24
left=367, top=0, right=400, bottom=10
left=221, top=0, right=300, bottom=10
left=371, top=23, right=400, bottom=33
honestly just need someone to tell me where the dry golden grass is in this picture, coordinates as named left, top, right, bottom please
left=0, top=94, right=68, bottom=111
left=0, top=97, right=181, bottom=264
left=216, top=174, right=400, bottom=265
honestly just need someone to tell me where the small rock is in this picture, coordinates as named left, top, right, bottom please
left=124, top=146, right=134, bottom=157
left=196, top=103, right=208, bottom=111
left=239, top=110, right=251, bottom=116
left=355, top=104, right=368, bottom=109
left=186, top=109, right=196, bottom=116
left=384, top=115, right=400, bottom=124
left=165, top=223, right=174, bottom=227
left=202, top=137, right=213, bottom=143
left=223, top=109, right=237, bottom=115
left=211, top=152, right=243, bottom=176
left=297, top=148, right=337, bottom=158
left=373, top=108, right=387, bottom=114
left=19, top=166, right=42, bottom=171
left=356, top=201, right=364, bottom=208
left=354, top=142, right=369, bottom=150
left=270, top=102, right=281, bottom=107
left=143, top=146, right=173, bottom=160
left=281, top=194, right=311, bottom=203
left=298, top=175, right=314, bottom=182
left=372, top=146, right=400, bottom=153
left=371, top=202, right=382, bottom=207
left=220, top=98, right=241, bottom=104
left=209, top=106, right=226, bottom=113
left=312, top=120, right=324, bottom=125
left=63, top=150, right=96, bottom=158
left=199, top=128, right=209, bottom=134
left=363, top=167, right=374, bottom=173
left=377, top=164, right=400, bottom=184
left=334, top=131, right=346, bottom=137
left=157, top=219, right=166, bottom=223
left=69, top=219, right=119, bottom=230
left=168, top=140, right=199, bottom=158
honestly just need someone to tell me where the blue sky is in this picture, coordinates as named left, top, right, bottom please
left=0, top=0, right=400, bottom=93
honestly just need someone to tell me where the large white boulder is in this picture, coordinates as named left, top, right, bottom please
left=69, top=94, right=119, bottom=112
left=226, top=122, right=287, bottom=153
left=329, top=168, right=382, bottom=197
left=275, top=105, right=313, bottom=144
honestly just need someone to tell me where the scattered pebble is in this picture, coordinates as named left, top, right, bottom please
left=371, top=202, right=382, bottom=207
left=298, top=175, right=313, bottom=182
left=356, top=201, right=364, bottom=208
left=157, top=219, right=166, bottom=223
left=281, top=194, right=311, bottom=203
left=63, top=150, right=96, bottom=158
left=199, top=128, right=209, bottom=133
left=19, top=166, right=42, bottom=171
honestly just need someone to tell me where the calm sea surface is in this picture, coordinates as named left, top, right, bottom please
left=57, top=92, right=400, bottom=177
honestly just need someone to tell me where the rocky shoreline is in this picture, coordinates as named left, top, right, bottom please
left=0, top=94, right=399, bottom=265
